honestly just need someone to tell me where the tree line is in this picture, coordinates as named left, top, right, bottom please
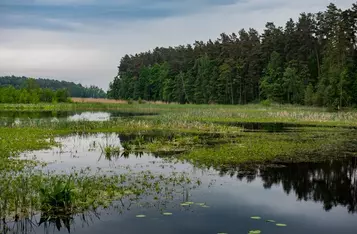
left=0, top=76, right=106, bottom=98
left=108, top=3, right=357, bottom=108
left=0, top=79, right=70, bottom=104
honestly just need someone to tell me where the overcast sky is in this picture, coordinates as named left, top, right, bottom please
left=0, top=0, right=355, bottom=90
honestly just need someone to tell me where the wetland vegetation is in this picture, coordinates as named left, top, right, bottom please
left=0, top=102, right=357, bottom=233
left=3, top=1, right=357, bottom=233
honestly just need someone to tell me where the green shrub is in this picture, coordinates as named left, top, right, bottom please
left=260, top=99, right=272, bottom=107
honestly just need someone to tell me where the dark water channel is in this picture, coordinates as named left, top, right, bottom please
left=14, top=133, right=357, bottom=234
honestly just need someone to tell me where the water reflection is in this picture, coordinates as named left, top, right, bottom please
left=67, top=112, right=110, bottom=121
left=221, top=157, right=357, bottom=213
left=0, top=210, right=100, bottom=234
left=0, top=111, right=158, bottom=125
left=14, top=133, right=357, bottom=234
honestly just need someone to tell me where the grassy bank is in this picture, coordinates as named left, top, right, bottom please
left=1, top=102, right=357, bottom=127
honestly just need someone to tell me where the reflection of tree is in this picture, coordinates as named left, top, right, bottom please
left=110, top=111, right=158, bottom=118
left=224, top=158, right=357, bottom=213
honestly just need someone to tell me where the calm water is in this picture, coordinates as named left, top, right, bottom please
left=0, top=111, right=157, bottom=125
left=16, top=133, right=357, bottom=234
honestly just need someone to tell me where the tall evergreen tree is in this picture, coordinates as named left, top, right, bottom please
left=108, top=2, right=357, bottom=108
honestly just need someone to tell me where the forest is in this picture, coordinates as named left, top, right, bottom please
left=108, top=3, right=357, bottom=108
left=0, top=79, right=70, bottom=104
left=0, top=76, right=106, bottom=98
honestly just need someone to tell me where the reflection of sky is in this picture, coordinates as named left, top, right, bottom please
left=20, top=133, right=357, bottom=234
left=67, top=112, right=111, bottom=121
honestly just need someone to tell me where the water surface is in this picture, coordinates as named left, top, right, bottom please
left=0, top=110, right=157, bottom=125
left=16, top=133, right=357, bottom=234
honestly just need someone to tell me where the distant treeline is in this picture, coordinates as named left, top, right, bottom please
left=0, top=79, right=70, bottom=104
left=109, top=3, right=357, bottom=108
left=0, top=76, right=106, bottom=98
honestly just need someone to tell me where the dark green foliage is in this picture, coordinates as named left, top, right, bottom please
left=0, top=86, right=70, bottom=104
left=0, top=76, right=106, bottom=98
left=40, top=178, right=76, bottom=210
left=108, top=3, right=357, bottom=108
left=304, top=83, right=315, bottom=105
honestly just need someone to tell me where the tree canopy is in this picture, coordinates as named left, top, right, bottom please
left=108, top=3, right=357, bottom=108
left=0, top=79, right=70, bottom=104
left=0, top=76, right=106, bottom=98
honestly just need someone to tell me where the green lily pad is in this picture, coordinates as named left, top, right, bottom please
left=276, top=223, right=287, bottom=227
left=136, top=215, right=146, bottom=218
left=266, top=220, right=276, bottom=223
left=250, top=216, right=262, bottom=220
left=181, top=203, right=190, bottom=206
left=163, top=212, right=173, bottom=216
left=248, top=230, right=261, bottom=234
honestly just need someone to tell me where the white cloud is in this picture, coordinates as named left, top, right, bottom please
left=0, top=0, right=355, bottom=90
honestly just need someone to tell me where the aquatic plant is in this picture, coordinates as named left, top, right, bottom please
left=0, top=164, right=201, bottom=223
left=99, top=143, right=121, bottom=159
left=39, top=176, right=76, bottom=213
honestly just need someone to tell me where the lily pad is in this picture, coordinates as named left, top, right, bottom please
left=196, top=203, right=205, bottom=206
left=250, top=216, right=262, bottom=220
left=217, top=233, right=228, bottom=234
left=276, top=223, right=287, bottom=227
left=136, top=215, right=146, bottom=218
left=266, top=220, right=276, bottom=223
left=163, top=212, right=173, bottom=216
left=181, top=203, right=190, bottom=206
left=185, top=202, right=194, bottom=204
left=201, top=205, right=210, bottom=208
left=248, top=230, right=261, bottom=234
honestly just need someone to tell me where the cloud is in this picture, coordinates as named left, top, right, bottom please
left=0, top=0, right=356, bottom=90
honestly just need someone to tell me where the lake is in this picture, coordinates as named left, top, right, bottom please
left=12, top=132, right=357, bottom=234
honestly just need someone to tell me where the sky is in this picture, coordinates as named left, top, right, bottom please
left=0, top=0, right=356, bottom=90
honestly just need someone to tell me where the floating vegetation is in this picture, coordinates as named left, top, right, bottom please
left=136, top=215, right=146, bottom=218
left=266, top=220, right=276, bottom=223
left=0, top=166, right=200, bottom=222
left=180, top=203, right=190, bottom=206
left=248, top=230, right=261, bottom=234
left=2, top=103, right=357, bottom=233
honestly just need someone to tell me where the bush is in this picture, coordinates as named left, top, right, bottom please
left=138, top=97, right=145, bottom=104
left=260, top=99, right=272, bottom=107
